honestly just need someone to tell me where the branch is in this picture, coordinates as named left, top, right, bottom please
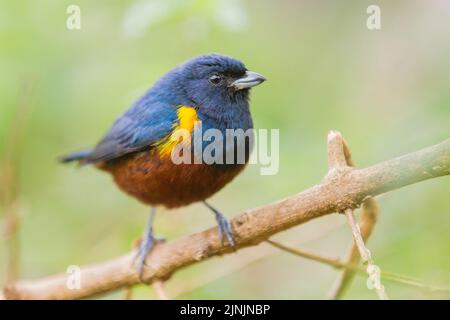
left=153, top=281, right=169, bottom=300
left=3, top=132, right=450, bottom=299
left=328, top=198, right=379, bottom=299
left=344, top=208, right=388, bottom=299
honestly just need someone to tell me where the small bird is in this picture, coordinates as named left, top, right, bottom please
left=61, top=54, right=266, bottom=277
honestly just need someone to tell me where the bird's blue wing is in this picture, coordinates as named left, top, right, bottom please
left=85, top=101, right=177, bottom=163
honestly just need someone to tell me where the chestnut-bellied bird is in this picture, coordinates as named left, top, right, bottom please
left=60, top=54, right=266, bottom=278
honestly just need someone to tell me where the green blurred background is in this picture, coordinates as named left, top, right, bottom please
left=1, top=0, right=449, bottom=299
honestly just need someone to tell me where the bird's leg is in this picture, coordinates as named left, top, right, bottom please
left=135, top=207, right=164, bottom=280
left=203, top=201, right=236, bottom=248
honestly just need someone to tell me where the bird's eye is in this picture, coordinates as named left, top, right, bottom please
left=208, top=74, right=222, bottom=85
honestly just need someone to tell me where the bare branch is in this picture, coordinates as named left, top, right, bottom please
left=3, top=132, right=450, bottom=299
left=123, top=287, right=133, bottom=300
left=344, top=209, right=388, bottom=299
left=267, top=239, right=351, bottom=270
left=153, top=281, right=169, bottom=300
left=328, top=198, right=379, bottom=299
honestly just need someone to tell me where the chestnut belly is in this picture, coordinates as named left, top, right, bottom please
left=98, top=150, right=245, bottom=208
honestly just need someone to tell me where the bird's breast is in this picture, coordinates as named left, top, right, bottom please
left=99, top=150, right=245, bottom=208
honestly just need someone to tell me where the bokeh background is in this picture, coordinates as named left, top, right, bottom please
left=1, top=0, right=449, bottom=299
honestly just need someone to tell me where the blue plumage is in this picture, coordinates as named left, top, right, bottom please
left=62, top=54, right=260, bottom=164
left=61, top=54, right=266, bottom=277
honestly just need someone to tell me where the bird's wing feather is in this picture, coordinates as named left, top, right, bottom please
left=86, top=101, right=177, bottom=163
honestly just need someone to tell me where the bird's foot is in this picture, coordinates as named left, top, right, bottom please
left=203, top=201, right=236, bottom=248
left=134, top=235, right=165, bottom=281
left=214, top=211, right=236, bottom=248
left=133, top=207, right=164, bottom=281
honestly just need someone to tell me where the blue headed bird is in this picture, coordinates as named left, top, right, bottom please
left=61, top=54, right=266, bottom=278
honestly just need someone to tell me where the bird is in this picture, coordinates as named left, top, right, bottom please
left=60, top=53, right=266, bottom=278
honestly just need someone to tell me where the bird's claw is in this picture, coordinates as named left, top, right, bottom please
left=215, top=212, right=236, bottom=248
left=134, top=236, right=165, bottom=281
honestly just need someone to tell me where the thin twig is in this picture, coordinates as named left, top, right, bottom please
left=123, top=287, right=133, bottom=300
left=344, top=210, right=371, bottom=263
left=328, top=198, right=378, bottom=299
left=153, top=281, right=169, bottom=300
left=344, top=209, right=388, bottom=299
left=267, top=239, right=356, bottom=270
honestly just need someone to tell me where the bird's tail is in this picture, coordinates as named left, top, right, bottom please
left=59, top=149, right=91, bottom=164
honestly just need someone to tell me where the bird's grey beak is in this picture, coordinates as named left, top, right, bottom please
left=230, top=71, right=267, bottom=90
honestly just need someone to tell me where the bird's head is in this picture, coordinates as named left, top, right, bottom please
left=156, top=54, right=266, bottom=117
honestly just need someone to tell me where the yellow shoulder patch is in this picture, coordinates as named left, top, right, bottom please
left=177, top=106, right=199, bottom=132
left=156, top=106, right=200, bottom=157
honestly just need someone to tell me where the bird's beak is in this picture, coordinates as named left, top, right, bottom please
left=230, top=71, right=267, bottom=90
